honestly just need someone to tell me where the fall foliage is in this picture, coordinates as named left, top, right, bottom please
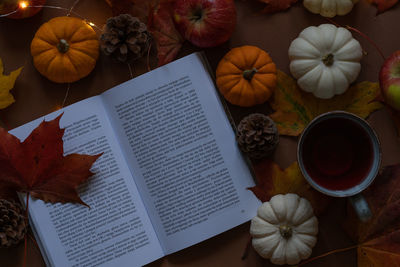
left=0, top=57, right=22, bottom=109
left=343, top=164, right=400, bottom=266
left=106, top=0, right=157, bottom=22
left=270, top=71, right=383, bottom=136
left=369, top=0, right=399, bottom=14
left=148, top=1, right=184, bottom=66
left=257, top=0, right=299, bottom=13
left=106, top=0, right=183, bottom=66
left=0, top=114, right=101, bottom=205
left=248, top=159, right=331, bottom=215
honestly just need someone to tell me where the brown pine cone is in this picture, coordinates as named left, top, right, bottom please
left=237, top=113, right=279, bottom=159
left=0, top=199, right=27, bottom=248
left=100, top=14, right=151, bottom=63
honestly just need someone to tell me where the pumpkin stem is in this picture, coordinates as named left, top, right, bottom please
left=243, top=68, right=258, bottom=81
left=57, top=39, right=70, bottom=53
left=279, top=225, right=292, bottom=239
left=322, top=54, right=334, bottom=66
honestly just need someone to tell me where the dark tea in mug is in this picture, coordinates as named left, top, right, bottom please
left=300, top=115, right=375, bottom=191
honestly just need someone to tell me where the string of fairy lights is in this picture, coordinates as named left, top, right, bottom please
left=0, top=0, right=136, bottom=112
left=0, top=1, right=102, bottom=31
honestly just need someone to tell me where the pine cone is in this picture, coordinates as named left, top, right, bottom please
left=100, top=14, right=151, bottom=63
left=0, top=199, right=27, bottom=248
left=237, top=113, right=279, bottom=159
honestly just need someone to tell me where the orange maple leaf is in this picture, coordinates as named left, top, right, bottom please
left=368, top=0, right=398, bottom=14
left=0, top=114, right=101, bottom=205
left=258, top=0, right=298, bottom=13
left=343, top=164, right=400, bottom=266
left=248, top=159, right=332, bottom=215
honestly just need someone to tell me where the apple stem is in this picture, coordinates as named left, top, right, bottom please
left=325, top=18, right=386, bottom=61
left=190, top=8, right=204, bottom=22
left=243, top=68, right=258, bottom=80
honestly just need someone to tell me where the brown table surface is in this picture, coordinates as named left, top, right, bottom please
left=1, top=0, right=400, bottom=266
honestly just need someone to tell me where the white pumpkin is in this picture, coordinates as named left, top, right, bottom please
left=250, top=194, right=318, bottom=265
left=288, top=24, right=362, bottom=99
left=303, top=0, right=359, bottom=18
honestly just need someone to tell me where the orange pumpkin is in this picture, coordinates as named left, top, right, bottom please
left=216, top=45, right=277, bottom=107
left=31, top=16, right=99, bottom=83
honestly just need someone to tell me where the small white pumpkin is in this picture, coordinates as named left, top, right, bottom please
left=250, top=194, right=318, bottom=265
left=288, top=24, right=362, bottom=99
left=303, top=0, right=359, bottom=18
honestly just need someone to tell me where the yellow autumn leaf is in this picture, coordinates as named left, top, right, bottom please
left=248, top=159, right=331, bottom=215
left=270, top=70, right=383, bottom=136
left=0, top=58, right=23, bottom=109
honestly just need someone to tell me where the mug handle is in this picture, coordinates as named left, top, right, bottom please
left=349, top=194, right=372, bottom=222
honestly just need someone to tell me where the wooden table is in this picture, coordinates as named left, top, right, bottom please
left=1, top=0, right=400, bottom=266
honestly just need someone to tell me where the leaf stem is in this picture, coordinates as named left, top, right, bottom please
left=298, top=244, right=359, bottom=266
left=24, top=235, right=27, bottom=267
left=325, top=18, right=386, bottom=61
left=241, top=234, right=252, bottom=260
left=147, top=41, right=153, bottom=72
left=27, top=232, right=40, bottom=253
left=345, top=25, right=386, bottom=61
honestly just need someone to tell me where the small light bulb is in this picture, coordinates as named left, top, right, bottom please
left=88, top=22, right=95, bottom=27
left=19, top=1, right=28, bottom=9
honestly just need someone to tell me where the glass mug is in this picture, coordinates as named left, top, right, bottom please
left=297, top=111, right=381, bottom=222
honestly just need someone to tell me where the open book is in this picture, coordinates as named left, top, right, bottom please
left=11, top=53, right=260, bottom=267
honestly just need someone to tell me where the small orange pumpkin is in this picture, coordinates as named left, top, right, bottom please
left=216, top=45, right=277, bottom=107
left=31, top=16, right=99, bottom=83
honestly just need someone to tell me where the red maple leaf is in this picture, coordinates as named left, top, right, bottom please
left=0, top=114, right=101, bottom=206
left=343, top=164, right=400, bottom=266
left=106, top=0, right=158, bottom=23
left=148, top=0, right=184, bottom=66
left=369, top=0, right=398, bottom=14
left=258, top=0, right=298, bottom=13
left=105, top=0, right=183, bottom=66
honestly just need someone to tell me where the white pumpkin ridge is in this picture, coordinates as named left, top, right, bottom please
left=289, top=24, right=362, bottom=99
left=250, top=193, right=318, bottom=265
left=303, top=0, right=359, bottom=18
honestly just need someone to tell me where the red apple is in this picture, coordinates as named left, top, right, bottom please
left=0, top=0, right=46, bottom=19
left=173, top=0, right=236, bottom=48
left=380, top=50, right=400, bottom=111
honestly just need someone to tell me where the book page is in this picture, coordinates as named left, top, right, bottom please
left=11, top=97, right=164, bottom=267
left=101, top=53, right=261, bottom=254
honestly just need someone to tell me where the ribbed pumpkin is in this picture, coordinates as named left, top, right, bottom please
left=31, top=16, right=99, bottom=83
left=303, top=0, right=358, bottom=18
left=216, top=46, right=277, bottom=107
left=288, top=24, right=362, bottom=99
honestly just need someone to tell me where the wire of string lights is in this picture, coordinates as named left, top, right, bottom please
left=0, top=1, right=102, bottom=31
